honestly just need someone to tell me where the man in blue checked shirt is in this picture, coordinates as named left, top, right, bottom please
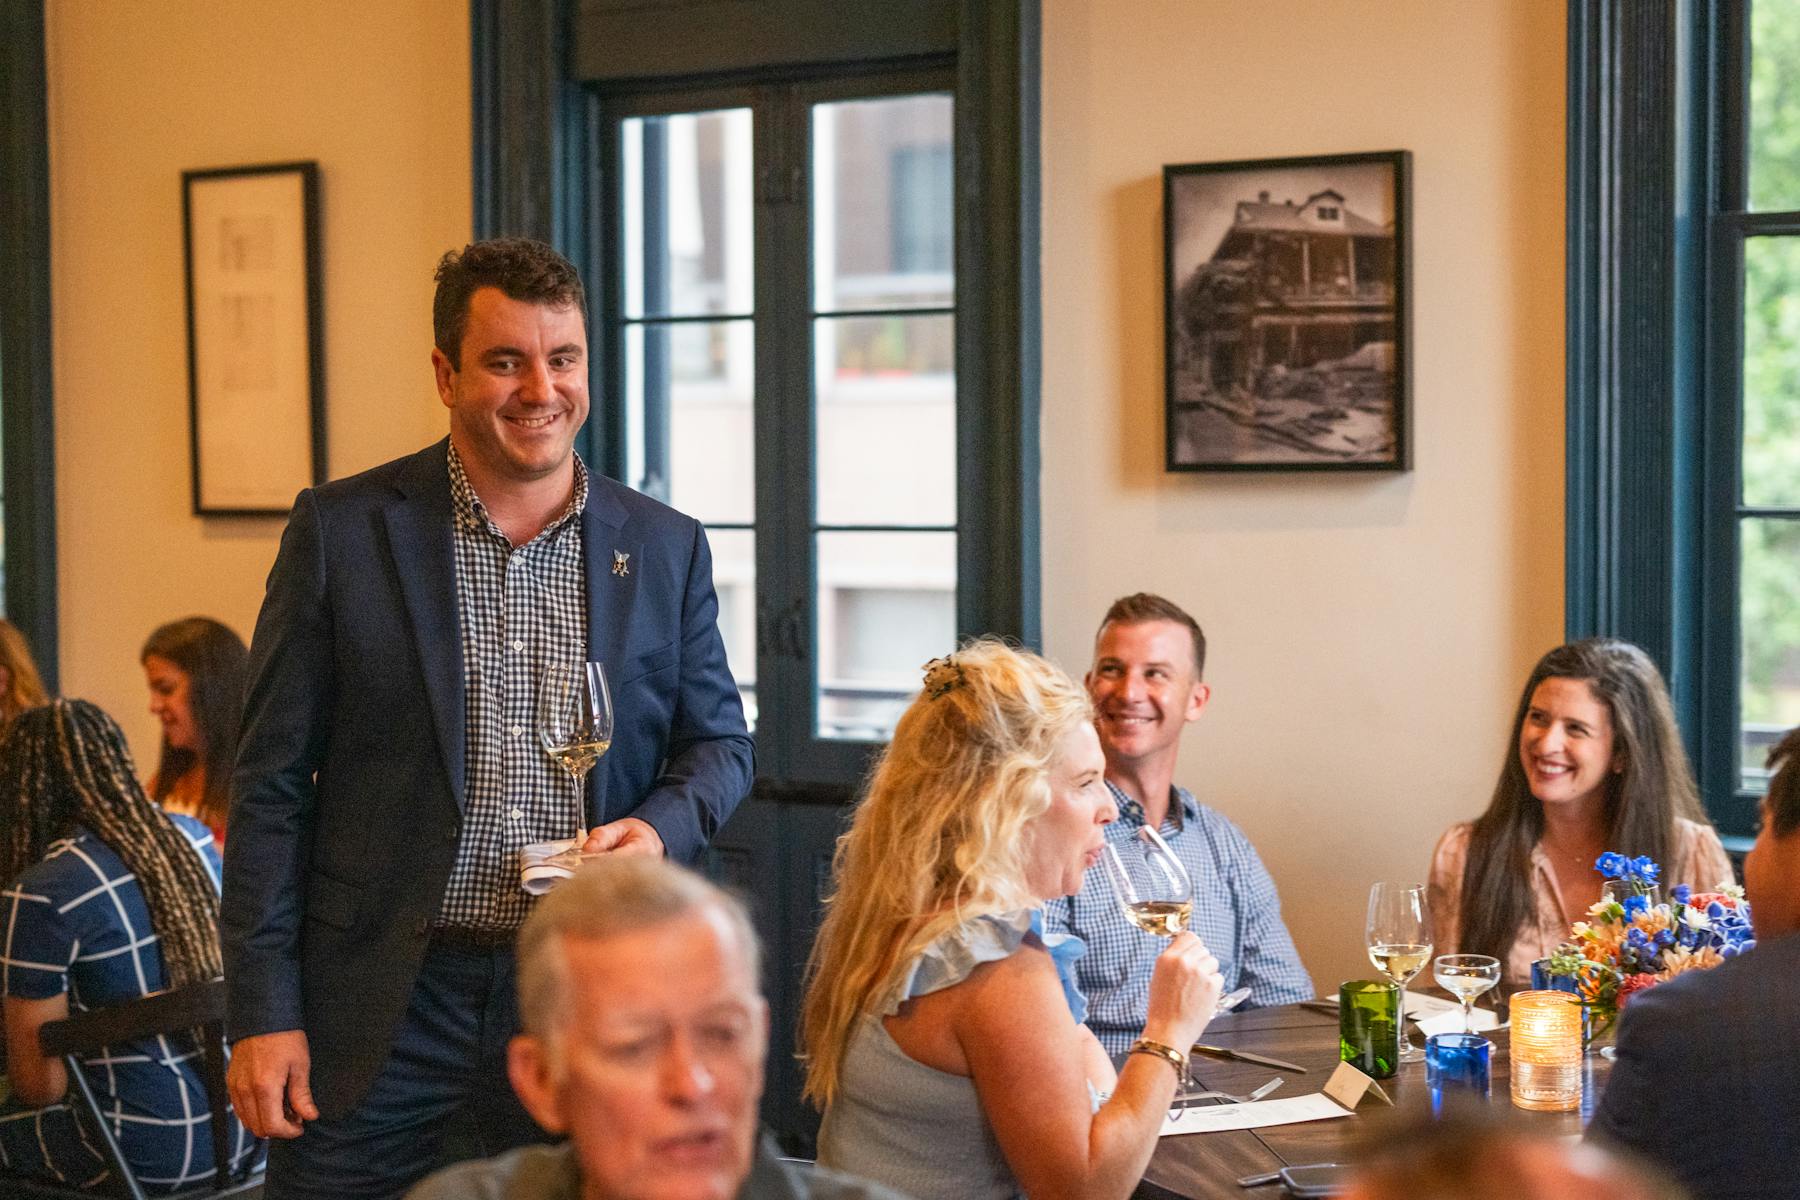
left=1044, top=593, right=1313, bottom=1055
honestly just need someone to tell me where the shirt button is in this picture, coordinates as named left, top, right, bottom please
left=510, top=724, right=524, bottom=738
left=511, top=640, right=525, bottom=652
left=508, top=807, right=525, bottom=821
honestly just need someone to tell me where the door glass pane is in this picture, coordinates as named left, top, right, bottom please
left=624, top=320, right=754, bottom=523
left=816, top=530, right=956, bottom=741
left=1743, top=237, right=1800, bottom=507
left=1749, top=0, right=1800, bottom=212
left=1741, top=516, right=1800, bottom=791
left=812, top=94, right=953, bottom=313
left=815, top=314, right=955, bottom=527
left=622, top=108, right=753, bottom=319
left=707, top=527, right=758, bottom=733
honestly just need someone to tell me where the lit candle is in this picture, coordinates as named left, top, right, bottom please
left=1509, top=990, right=1583, bottom=1112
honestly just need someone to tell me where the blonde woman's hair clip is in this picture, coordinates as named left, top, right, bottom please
left=921, top=654, right=967, bottom=700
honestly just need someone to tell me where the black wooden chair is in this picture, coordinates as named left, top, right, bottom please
left=7, top=978, right=264, bottom=1200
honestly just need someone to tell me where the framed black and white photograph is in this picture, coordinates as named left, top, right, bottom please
left=1164, top=150, right=1411, bottom=472
left=182, top=160, right=325, bottom=514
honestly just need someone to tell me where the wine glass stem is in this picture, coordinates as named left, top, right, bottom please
left=1462, top=996, right=1473, bottom=1034
left=1397, top=981, right=1413, bottom=1051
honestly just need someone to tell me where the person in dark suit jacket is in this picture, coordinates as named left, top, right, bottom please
left=222, top=238, right=754, bottom=1200
left=1587, top=724, right=1800, bottom=1200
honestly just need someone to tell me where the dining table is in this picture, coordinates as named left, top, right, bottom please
left=1135, top=999, right=1613, bottom=1199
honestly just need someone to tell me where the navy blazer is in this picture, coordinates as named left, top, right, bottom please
left=221, top=440, right=754, bottom=1118
left=1587, top=931, right=1800, bottom=1199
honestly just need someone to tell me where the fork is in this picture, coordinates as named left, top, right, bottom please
left=1171, top=1076, right=1284, bottom=1107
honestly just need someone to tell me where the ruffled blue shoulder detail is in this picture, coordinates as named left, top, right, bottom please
left=884, top=908, right=1089, bottom=1024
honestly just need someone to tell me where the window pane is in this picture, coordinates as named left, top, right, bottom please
left=707, top=527, right=758, bottom=733
left=1749, top=0, right=1800, bottom=212
left=622, top=109, right=753, bottom=319
left=1741, top=516, right=1800, bottom=791
left=815, top=314, right=955, bottom=527
left=1743, top=237, right=1800, bottom=507
left=624, top=320, right=754, bottom=524
left=813, top=94, right=953, bottom=313
left=816, top=530, right=955, bottom=740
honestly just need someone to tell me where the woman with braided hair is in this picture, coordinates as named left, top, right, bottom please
left=0, top=699, right=259, bottom=1192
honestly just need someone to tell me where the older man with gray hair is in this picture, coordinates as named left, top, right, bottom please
left=407, top=858, right=907, bottom=1200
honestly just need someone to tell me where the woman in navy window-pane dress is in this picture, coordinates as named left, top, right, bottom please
left=0, top=699, right=260, bottom=1193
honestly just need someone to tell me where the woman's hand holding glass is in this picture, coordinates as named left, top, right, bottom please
left=1140, top=932, right=1225, bottom=1061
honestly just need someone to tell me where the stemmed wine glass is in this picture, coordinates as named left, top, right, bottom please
left=1100, top=825, right=1193, bottom=938
left=1433, top=953, right=1501, bottom=1034
left=538, top=662, right=614, bottom=842
left=1601, top=878, right=1662, bottom=912
left=1365, top=882, right=1432, bottom=1063
left=1098, top=828, right=1250, bottom=1017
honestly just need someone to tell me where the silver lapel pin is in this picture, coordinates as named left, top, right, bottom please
left=612, top=549, right=631, bottom=577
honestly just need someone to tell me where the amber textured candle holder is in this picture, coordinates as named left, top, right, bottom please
left=1509, top=990, right=1583, bottom=1112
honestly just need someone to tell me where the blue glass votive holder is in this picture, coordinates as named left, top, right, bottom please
left=1425, top=1032, right=1491, bottom=1114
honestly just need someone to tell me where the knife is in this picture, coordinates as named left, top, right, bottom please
left=1191, top=1044, right=1309, bottom=1074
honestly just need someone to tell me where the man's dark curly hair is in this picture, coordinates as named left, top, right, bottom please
left=432, top=237, right=587, bottom=367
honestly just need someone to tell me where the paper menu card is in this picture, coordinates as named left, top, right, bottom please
left=1158, top=1094, right=1353, bottom=1137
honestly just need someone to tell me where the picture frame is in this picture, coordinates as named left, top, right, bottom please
left=1164, top=150, right=1411, bottom=472
left=182, top=160, right=325, bottom=514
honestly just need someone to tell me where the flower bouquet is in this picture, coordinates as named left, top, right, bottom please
left=1543, top=852, right=1756, bottom=1038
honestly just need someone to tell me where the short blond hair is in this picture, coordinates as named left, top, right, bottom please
left=516, top=857, right=760, bottom=1055
left=800, top=638, right=1093, bottom=1106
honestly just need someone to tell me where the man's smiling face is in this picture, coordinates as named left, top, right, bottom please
left=433, top=285, right=589, bottom=488
left=1085, top=618, right=1210, bottom=772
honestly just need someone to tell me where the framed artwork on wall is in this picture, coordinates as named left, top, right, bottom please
left=1164, top=149, right=1412, bottom=472
left=182, top=160, right=325, bottom=514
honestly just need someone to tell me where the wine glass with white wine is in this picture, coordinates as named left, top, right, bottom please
left=538, top=662, right=614, bottom=843
left=1365, top=882, right=1432, bottom=1063
left=1433, top=953, right=1501, bottom=1034
left=1100, top=825, right=1193, bottom=938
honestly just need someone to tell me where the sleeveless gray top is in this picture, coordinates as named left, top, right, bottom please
left=816, top=910, right=1089, bottom=1200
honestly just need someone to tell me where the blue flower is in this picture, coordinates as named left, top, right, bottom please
left=1671, top=884, right=1692, bottom=905
left=1707, top=901, right=1725, bottom=919
left=1629, top=856, right=1662, bottom=885
left=1622, top=893, right=1651, bottom=918
left=1596, top=851, right=1627, bottom=878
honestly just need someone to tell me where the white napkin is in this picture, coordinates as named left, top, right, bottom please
left=1415, top=1006, right=1503, bottom=1038
left=520, top=837, right=584, bottom=896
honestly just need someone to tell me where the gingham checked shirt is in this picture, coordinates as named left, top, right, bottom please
left=438, top=443, right=589, bottom=930
left=1042, top=781, right=1315, bottom=1055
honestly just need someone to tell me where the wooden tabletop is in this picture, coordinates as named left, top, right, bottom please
left=1137, top=1002, right=1612, bottom=1199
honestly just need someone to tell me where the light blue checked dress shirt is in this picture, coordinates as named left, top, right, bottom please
left=1042, top=781, right=1314, bottom=1056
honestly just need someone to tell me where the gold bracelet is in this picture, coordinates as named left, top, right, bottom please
left=1128, top=1038, right=1188, bottom=1075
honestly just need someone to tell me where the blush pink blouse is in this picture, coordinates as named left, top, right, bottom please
left=1426, top=817, right=1735, bottom=986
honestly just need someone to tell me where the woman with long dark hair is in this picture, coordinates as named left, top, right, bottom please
left=141, top=617, right=247, bottom=841
left=1428, top=638, right=1733, bottom=984
left=0, top=700, right=258, bottom=1192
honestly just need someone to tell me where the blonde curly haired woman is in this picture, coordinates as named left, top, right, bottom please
left=803, top=639, right=1224, bottom=1200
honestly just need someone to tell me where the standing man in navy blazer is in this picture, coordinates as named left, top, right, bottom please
left=1587, top=725, right=1800, bottom=1200
left=222, top=238, right=754, bottom=1200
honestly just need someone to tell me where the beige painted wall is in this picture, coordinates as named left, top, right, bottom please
left=44, top=0, right=1565, bottom=990
left=1039, top=0, right=1568, bottom=988
left=46, top=0, right=470, bottom=765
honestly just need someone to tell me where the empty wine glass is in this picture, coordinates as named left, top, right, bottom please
left=538, top=662, right=614, bottom=840
left=1366, top=882, right=1432, bottom=1063
left=1601, top=878, right=1662, bottom=912
left=1433, top=953, right=1502, bottom=1033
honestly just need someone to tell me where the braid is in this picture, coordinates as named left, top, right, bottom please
left=1, top=700, right=221, bottom=988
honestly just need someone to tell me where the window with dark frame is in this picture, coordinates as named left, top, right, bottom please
left=605, top=77, right=959, bottom=783
left=1728, top=0, right=1800, bottom=805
